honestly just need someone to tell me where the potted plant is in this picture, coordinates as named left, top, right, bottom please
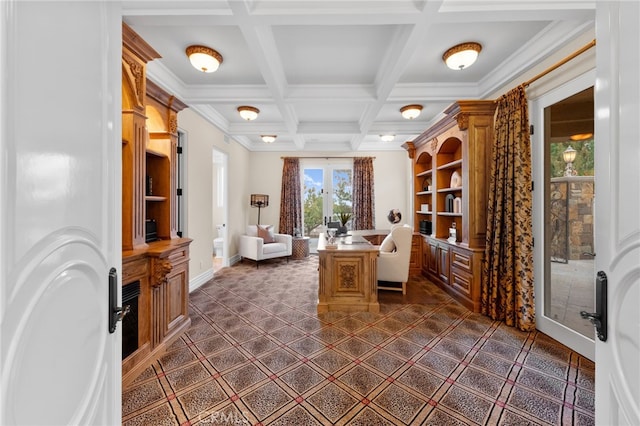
left=336, top=211, right=352, bottom=235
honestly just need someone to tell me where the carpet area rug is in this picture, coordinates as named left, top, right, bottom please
left=122, top=255, right=595, bottom=425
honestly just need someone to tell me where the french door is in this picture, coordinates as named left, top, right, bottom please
left=531, top=71, right=596, bottom=360
left=301, top=160, right=352, bottom=242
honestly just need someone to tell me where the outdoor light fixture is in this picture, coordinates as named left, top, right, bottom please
left=250, top=194, right=269, bottom=224
left=185, top=45, right=223, bottom=73
left=380, top=134, right=395, bottom=142
left=443, top=42, right=482, bottom=70
left=400, top=104, right=423, bottom=120
left=261, top=135, right=276, bottom=143
left=563, top=146, right=577, bottom=176
left=238, top=106, right=260, bottom=121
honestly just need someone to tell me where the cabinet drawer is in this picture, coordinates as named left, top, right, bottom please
left=451, top=267, right=473, bottom=296
left=450, top=247, right=473, bottom=273
left=167, top=247, right=189, bottom=264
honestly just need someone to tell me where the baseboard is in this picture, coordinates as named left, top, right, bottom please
left=190, top=268, right=213, bottom=293
left=229, top=254, right=242, bottom=266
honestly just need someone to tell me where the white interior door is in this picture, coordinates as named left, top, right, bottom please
left=0, top=2, right=121, bottom=425
left=594, top=2, right=640, bottom=424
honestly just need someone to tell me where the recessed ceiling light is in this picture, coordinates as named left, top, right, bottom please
left=443, top=42, right=482, bottom=70
left=380, top=134, right=395, bottom=142
left=400, top=104, right=423, bottom=120
left=185, top=45, right=223, bottom=73
left=237, top=106, right=260, bottom=121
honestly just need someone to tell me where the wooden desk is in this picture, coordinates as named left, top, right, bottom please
left=316, top=234, right=380, bottom=313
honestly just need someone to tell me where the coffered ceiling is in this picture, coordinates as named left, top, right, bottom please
left=123, top=1, right=595, bottom=152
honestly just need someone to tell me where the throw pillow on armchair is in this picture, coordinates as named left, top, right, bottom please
left=257, top=224, right=276, bottom=243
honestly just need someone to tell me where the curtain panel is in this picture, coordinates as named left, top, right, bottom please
left=352, top=157, right=375, bottom=230
left=278, top=157, right=302, bottom=235
left=481, top=86, right=535, bottom=332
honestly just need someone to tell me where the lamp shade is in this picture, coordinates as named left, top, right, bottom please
left=563, top=146, right=577, bottom=163
left=380, top=134, right=395, bottom=142
left=250, top=194, right=269, bottom=207
left=238, top=106, right=259, bottom=121
left=400, top=104, right=422, bottom=120
left=186, top=45, right=223, bottom=73
left=261, top=135, right=276, bottom=143
left=443, top=42, right=482, bottom=70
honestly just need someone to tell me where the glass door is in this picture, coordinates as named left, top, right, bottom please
left=302, top=160, right=352, bottom=252
left=532, top=72, right=596, bottom=360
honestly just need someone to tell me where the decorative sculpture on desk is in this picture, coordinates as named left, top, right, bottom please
left=387, top=209, right=402, bottom=224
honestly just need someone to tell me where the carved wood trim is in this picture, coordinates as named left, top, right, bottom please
left=152, top=259, right=173, bottom=287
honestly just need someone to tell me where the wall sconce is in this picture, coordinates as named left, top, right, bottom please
left=380, top=134, right=395, bottom=142
left=261, top=135, right=276, bottom=143
left=185, top=45, right=223, bottom=73
left=400, top=104, right=423, bottom=120
left=443, top=42, right=482, bottom=70
left=563, top=146, right=577, bottom=176
left=238, top=106, right=260, bottom=121
left=250, top=194, right=269, bottom=224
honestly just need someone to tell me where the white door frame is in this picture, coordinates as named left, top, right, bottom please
left=213, top=148, right=229, bottom=267
left=531, top=69, right=596, bottom=360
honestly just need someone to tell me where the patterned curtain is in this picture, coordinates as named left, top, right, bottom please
left=481, top=86, right=535, bottom=332
left=352, top=157, right=375, bottom=230
left=278, top=157, right=302, bottom=235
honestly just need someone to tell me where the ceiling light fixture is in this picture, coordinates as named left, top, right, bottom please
left=443, top=42, right=482, bottom=70
left=237, top=106, right=260, bottom=121
left=400, top=104, right=423, bottom=120
left=185, top=45, right=223, bottom=73
left=261, top=135, right=276, bottom=143
left=570, top=133, right=593, bottom=141
left=380, top=134, right=395, bottom=142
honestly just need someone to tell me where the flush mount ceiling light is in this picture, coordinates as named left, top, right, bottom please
left=380, top=134, right=395, bottom=142
left=443, top=42, right=482, bottom=70
left=185, top=45, right=223, bottom=73
left=261, top=135, right=276, bottom=143
left=570, top=133, right=593, bottom=141
left=237, top=106, right=260, bottom=121
left=400, top=104, right=423, bottom=120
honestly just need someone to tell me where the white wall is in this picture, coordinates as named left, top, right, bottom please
left=178, top=109, right=250, bottom=283
left=246, top=151, right=412, bottom=232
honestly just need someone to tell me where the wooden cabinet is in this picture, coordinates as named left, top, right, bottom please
left=121, top=24, right=191, bottom=386
left=404, top=100, right=495, bottom=312
left=408, top=234, right=422, bottom=276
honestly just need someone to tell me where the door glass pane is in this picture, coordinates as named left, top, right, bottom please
left=303, top=168, right=324, bottom=238
left=545, top=87, right=595, bottom=340
left=331, top=168, right=353, bottom=231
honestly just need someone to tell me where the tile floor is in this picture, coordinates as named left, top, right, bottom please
left=123, top=255, right=595, bottom=425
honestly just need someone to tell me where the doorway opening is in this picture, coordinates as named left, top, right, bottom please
left=212, top=149, right=228, bottom=273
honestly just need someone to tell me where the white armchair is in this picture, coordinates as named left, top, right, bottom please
left=377, top=224, right=413, bottom=294
left=239, top=225, right=292, bottom=268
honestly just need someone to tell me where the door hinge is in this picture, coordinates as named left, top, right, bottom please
left=532, top=238, right=534, bottom=247
left=177, top=146, right=183, bottom=154
left=531, top=181, right=534, bottom=191
left=530, top=125, right=534, bottom=135
left=177, top=188, right=183, bottom=196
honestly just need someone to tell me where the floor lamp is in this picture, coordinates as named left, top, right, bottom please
left=250, top=194, right=269, bottom=224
